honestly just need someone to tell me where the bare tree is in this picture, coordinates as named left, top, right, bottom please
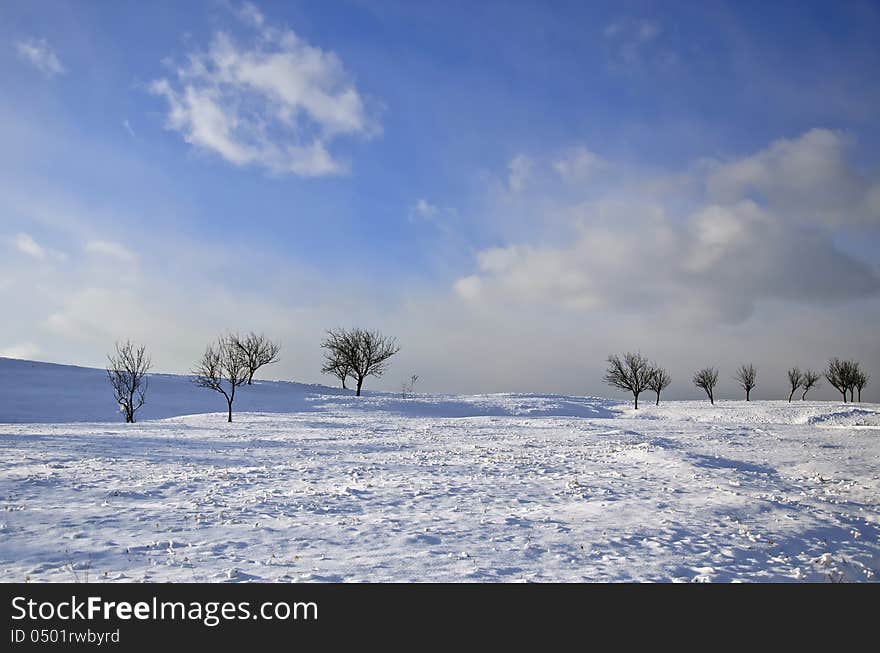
left=800, top=370, right=821, bottom=401
left=193, top=335, right=250, bottom=422
left=647, top=365, right=671, bottom=406
left=844, top=360, right=856, bottom=402
left=825, top=358, right=850, bottom=402
left=693, top=367, right=719, bottom=405
left=842, top=360, right=865, bottom=403
left=321, top=328, right=400, bottom=396
left=401, top=373, right=419, bottom=399
left=854, top=368, right=869, bottom=403
left=321, top=329, right=357, bottom=390
left=322, top=351, right=353, bottom=390
left=734, top=363, right=757, bottom=401
left=786, top=367, right=803, bottom=403
left=106, top=341, right=152, bottom=423
left=603, top=352, right=653, bottom=409
left=231, top=332, right=281, bottom=385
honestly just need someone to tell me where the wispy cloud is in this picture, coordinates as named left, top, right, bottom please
left=603, top=17, right=676, bottom=72
left=14, top=233, right=46, bottom=259
left=409, top=198, right=458, bottom=232
left=14, top=38, right=65, bottom=77
left=507, top=154, right=532, bottom=193
left=11, top=233, right=67, bottom=262
left=411, top=198, right=438, bottom=220
left=553, top=146, right=608, bottom=183
left=149, top=3, right=378, bottom=176
left=85, top=239, right=138, bottom=263
left=236, top=1, right=265, bottom=29
left=604, top=18, right=660, bottom=42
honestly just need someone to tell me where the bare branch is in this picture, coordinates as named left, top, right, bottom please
left=192, top=334, right=251, bottom=422
left=647, top=365, right=671, bottom=406
left=734, top=363, right=757, bottom=401
left=825, top=358, right=851, bottom=403
left=230, top=332, right=281, bottom=385
left=320, top=328, right=357, bottom=389
left=321, top=328, right=400, bottom=396
left=800, top=369, right=821, bottom=400
left=786, top=367, right=803, bottom=403
left=401, top=373, right=419, bottom=399
left=693, top=367, right=719, bottom=405
left=106, top=340, right=152, bottom=423
left=853, top=367, right=869, bottom=403
left=603, top=352, right=653, bottom=409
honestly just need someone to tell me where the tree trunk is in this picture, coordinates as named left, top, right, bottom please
left=342, top=378, right=347, bottom=390
left=634, top=393, right=638, bottom=410
left=746, top=389, right=750, bottom=401
left=710, top=392, right=714, bottom=405
left=788, top=389, right=794, bottom=402
left=247, top=372, right=253, bottom=385
left=655, top=391, right=660, bottom=406
left=227, top=399, right=233, bottom=423
left=841, top=389, right=847, bottom=403
left=801, top=388, right=808, bottom=401
left=858, top=388, right=861, bottom=402
left=356, top=378, right=363, bottom=397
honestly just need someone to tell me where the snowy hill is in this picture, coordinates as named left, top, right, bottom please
left=0, top=357, right=349, bottom=423
left=0, top=357, right=878, bottom=583
left=5, top=356, right=877, bottom=426
left=0, top=357, right=624, bottom=423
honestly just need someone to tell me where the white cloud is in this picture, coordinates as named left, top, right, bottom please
left=237, top=1, right=266, bottom=28
left=553, top=147, right=607, bottom=183
left=476, top=246, right=522, bottom=274
left=15, top=38, right=65, bottom=77
left=14, top=233, right=45, bottom=259
left=603, top=18, right=674, bottom=71
left=457, top=130, right=880, bottom=324
left=123, top=119, right=135, bottom=137
left=149, top=7, right=376, bottom=176
left=508, top=154, right=532, bottom=192
left=10, top=232, right=66, bottom=262
left=408, top=199, right=460, bottom=233
left=706, top=128, right=880, bottom=227
left=452, top=275, right=481, bottom=302
left=411, top=198, right=438, bottom=219
left=85, top=240, right=137, bottom=263
left=0, top=342, right=40, bottom=360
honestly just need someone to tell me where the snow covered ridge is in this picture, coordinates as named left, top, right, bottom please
left=3, top=357, right=877, bottom=425
left=1, top=357, right=878, bottom=582
left=0, top=357, right=347, bottom=424
left=625, top=400, right=880, bottom=427
left=0, top=357, right=621, bottom=423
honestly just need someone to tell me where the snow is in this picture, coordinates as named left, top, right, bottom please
left=0, top=357, right=348, bottom=423
left=0, top=358, right=878, bottom=582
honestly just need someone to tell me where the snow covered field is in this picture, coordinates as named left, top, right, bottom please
left=0, top=359, right=878, bottom=582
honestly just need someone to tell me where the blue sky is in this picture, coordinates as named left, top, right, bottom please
left=2, top=1, right=879, bottom=400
